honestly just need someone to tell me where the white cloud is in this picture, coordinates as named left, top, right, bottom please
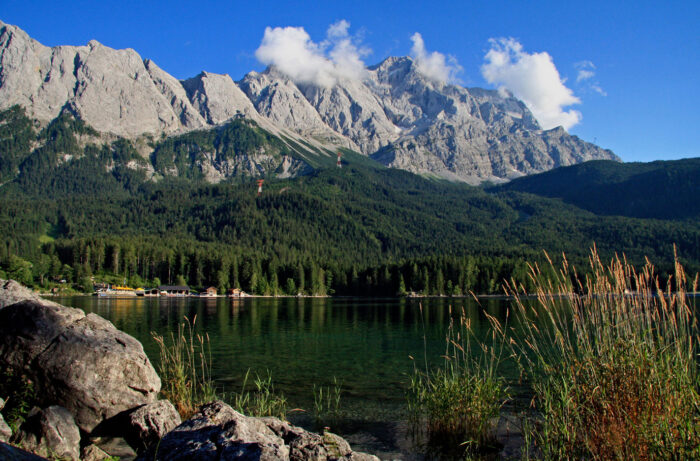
left=576, top=60, right=596, bottom=82
left=254, top=20, right=370, bottom=87
left=575, top=61, right=607, bottom=96
left=481, top=38, right=581, bottom=130
left=410, top=33, right=462, bottom=84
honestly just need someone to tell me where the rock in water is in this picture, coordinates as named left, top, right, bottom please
left=16, top=406, right=81, bottom=460
left=0, top=280, right=161, bottom=433
left=137, top=401, right=379, bottom=461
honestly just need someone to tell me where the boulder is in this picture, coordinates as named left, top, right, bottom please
left=0, top=398, right=12, bottom=442
left=15, top=406, right=81, bottom=460
left=0, top=280, right=161, bottom=432
left=87, top=437, right=137, bottom=459
left=81, top=444, right=116, bottom=461
left=0, top=280, right=60, bottom=310
left=123, top=400, right=182, bottom=452
left=261, top=417, right=378, bottom=461
left=138, top=401, right=379, bottom=461
left=138, top=400, right=289, bottom=460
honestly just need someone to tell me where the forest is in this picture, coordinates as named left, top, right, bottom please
left=1, top=106, right=698, bottom=295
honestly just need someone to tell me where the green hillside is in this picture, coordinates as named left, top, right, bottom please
left=495, top=158, right=700, bottom=220
left=0, top=107, right=698, bottom=295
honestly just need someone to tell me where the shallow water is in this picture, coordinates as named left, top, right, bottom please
left=57, top=295, right=517, bottom=459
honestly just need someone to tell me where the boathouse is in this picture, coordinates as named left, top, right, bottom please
left=202, top=287, right=218, bottom=297
left=228, top=288, right=246, bottom=297
left=158, top=285, right=190, bottom=297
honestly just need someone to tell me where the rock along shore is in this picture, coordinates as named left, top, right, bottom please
left=0, top=279, right=379, bottom=460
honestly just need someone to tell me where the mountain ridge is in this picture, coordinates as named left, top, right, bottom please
left=0, top=19, right=617, bottom=183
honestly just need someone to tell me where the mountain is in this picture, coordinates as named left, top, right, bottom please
left=495, top=158, right=700, bottom=220
left=0, top=20, right=617, bottom=183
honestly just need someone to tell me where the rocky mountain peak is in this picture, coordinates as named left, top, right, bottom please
left=0, top=20, right=618, bottom=183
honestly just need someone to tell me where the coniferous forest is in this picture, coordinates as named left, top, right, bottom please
left=1, top=105, right=698, bottom=295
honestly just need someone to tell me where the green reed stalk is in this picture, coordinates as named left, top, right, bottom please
left=506, top=248, right=700, bottom=460
left=408, top=303, right=510, bottom=457
left=231, top=369, right=288, bottom=419
left=313, top=377, right=342, bottom=427
left=152, top=315, right=216, bottom=419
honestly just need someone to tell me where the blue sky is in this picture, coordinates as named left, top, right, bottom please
left=3, top=0, right=698, bottom=162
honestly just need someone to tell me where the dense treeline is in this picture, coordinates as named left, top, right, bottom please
left=0, top=106, right=698, bottom=294
left=0, top=235, right=536, bottom=296
left=497, top=158, right=700, bottom=220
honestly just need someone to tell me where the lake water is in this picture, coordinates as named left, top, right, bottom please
left=57, top=296, right=517, bottom=459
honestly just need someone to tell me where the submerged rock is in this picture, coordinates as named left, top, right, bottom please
left=137, top=401, right=379, bottom=461
left=15, top=406, right=81, bottom=460
left=0, top=279, right=161, bottom=432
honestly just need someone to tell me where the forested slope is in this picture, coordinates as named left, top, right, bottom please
left=1, top=106, right=698, bottom=295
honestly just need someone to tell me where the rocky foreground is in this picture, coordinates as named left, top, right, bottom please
left=0, top=279, right=378, bottom=460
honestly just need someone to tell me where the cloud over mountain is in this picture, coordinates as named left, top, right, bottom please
left=254, top=20, right=369, bottom=87
left=409, top=33, right=462, bottom=84
left=481, top=38, right=581, bottom=130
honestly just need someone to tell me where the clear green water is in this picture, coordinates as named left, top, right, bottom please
left=57, top=296, right=514, bottom=459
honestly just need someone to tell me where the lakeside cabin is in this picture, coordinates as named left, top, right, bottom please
left=158, top=285, right=190, bottom=297
left=228, top=288, right=248, bottom=297
left=201, top=287, right=218, bottom=297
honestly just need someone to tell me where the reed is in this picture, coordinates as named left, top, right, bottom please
left=231, top=369, right=288, bottom=419
left=507, top=248, right=700, bottom=459
left=407, top=303, right=509, bottom=457
left=151, top=315, right=216, bottom=419
left=313, top=377, right=342, bottom=426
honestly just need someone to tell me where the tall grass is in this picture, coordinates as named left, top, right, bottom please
left=506, top=249, right=700, bottom=459
left=230, top=369, right=288, bottom=419
left=313, top=377, right=342, bottom=427
left=151, top=316, right=216, bottom=419
left=407, top=304, right=509, bottom=457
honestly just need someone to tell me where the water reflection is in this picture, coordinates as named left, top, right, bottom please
left=58, top=295, right=515, bottom=459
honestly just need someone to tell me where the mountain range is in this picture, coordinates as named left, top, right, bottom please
left=0, top=20, right=616, bottom=184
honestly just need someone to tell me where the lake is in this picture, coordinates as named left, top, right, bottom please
left=57, top=295, right=518, bottom=459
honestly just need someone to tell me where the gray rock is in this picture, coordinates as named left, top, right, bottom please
left=0, top=398, right=12, bottom=443
left=88, top=437, right=137, bottom=459
left=0, top=282, right=161, bottom=433
left=15, top=406, right=81, bottom=460
left=138, top=401, right=378, bottom=461
left=80, top=444, right=113, bottom=461
left=124, top=400, right=181, bottom=452
left=241, top=56, right=617, bottom=183
left=182, top=71, right=259, bottom=125
left=0, top=442, right=48, bottom=460
left=138, top=400, right=288, bottom=460
left=0, top=21, right=196, bottom=137
left=0, top=279, right=62, bottom=310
